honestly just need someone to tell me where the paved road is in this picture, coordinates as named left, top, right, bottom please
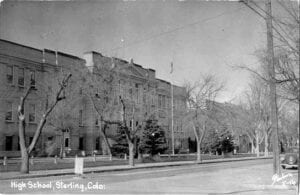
left=0, top=159, right=297, bottom=194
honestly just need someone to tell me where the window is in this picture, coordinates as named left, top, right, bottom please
left=29, top=70, right=35, bottom=87
left=129, top=88, right=133, bottom=99
left=48, top=136, right=53, bottom=141
left=79, top=110, right=83, bottom=126
left=151, top=91, right=155, bottom=105
left=79, top=137, right=84, bottom=150
left=17, top=137, right=20, bottom=150
left=162, top=95, right=166, bottom=108
left=96, top=137, right=100, bottom=150
left=95, top=115, right=99, bottom=126
left=158, top=95, right=162, bottom=108
left=64, top=138, right=69, bottom=148
left=5, top=102, right=13, bottom=121
left=29, top=137, right=33, bottom=145
left=6, top=65, right=13, bottom=84
left=5, top=136, right=13, bottom=151
left=29, top=104, right=35, bottom=123
left=135, top=84, right=139, bottom=103
left=18, top=68, right=24, bottom=87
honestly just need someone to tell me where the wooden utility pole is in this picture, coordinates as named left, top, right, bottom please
left=297, top=1, right=300, bottom=194
left=265, top=0, right=280, bottom=175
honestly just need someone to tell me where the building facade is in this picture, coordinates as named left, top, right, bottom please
left=0, top=39, right=187, bottom=157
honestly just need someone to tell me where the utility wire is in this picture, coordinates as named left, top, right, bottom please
left=242, top=0, right=299, bottom=55
left=104, top=5, right=247, bottom=54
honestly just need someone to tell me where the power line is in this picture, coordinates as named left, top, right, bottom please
left=104, top=5, right=247, bottom=54
left=242, top=0, right=299, bottom=55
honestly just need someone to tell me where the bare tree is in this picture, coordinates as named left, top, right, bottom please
left=18, top=73, right=72, bottom=173
left=238, top=0, right=299, bottom=103
left=183, top=74, right=224, bottom=162
left=80, top=58, right=122, bottom=156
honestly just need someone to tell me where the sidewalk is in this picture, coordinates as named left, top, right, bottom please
left=0, top=156, right=272, bottom=180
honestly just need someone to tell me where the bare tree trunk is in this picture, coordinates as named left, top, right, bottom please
left=264, top=131, right=269, bottom=157
left=196, top=139, right=202, bottom=162
left=256, top=132, right=260, bottom=157
left=101, top=124, right=112, bottom=156
left=18, top=74, right=71, bottom=174
left=250, top=139, right=255, bottom=154
left=60, top=131, right=64, bottom=158
left=128, top=141, right=134, bottom=166
left=20, top=150, right=29, bottom=174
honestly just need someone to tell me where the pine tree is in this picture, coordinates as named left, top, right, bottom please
left=219, top=129, right=234, bottom=154
left=111, top=126, right=129, bottom=156
left=139, top=119, right=168, bottom=156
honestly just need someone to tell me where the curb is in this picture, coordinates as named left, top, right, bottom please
left=244, top=184, right=297, bottom=190
left=0, top=156, right=272, bottom=180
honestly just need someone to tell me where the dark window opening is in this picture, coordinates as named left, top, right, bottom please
left=5, top=102, right=13, bottom=121
left=30, top=70, right=35, bottom=87
left=79, top=110, right=83, bottom=126
left=18, top=68, right=24, bottom=87
left=6, top=65, right=13, bottom=84
left=64, top=138, right=69, bottom=148
left=96, top=137, right=100, bottom=150
left=79, top=137, right=84, bottom=150
left=17, top=137, right=20, bottom=151
left=5, top=136, right=13, bottom=151
left=29, top=104, right=35, bottom=122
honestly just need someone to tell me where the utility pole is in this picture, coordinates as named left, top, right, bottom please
left=170, top=62, right=175, bottom=155
left=265, top=0, right=280, bottom=175
left=297, top=1, right=300, bottom=194
left=171, top=81, right=175, bottom=155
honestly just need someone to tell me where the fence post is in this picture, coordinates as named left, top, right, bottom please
left=30, top=155, right=34, bottom=165
left=109, top=154, right=112, bottom=161
left=124, top=154, right=127, bottom=160
left=3, top=156, right=7, bottom=166
left=54, top=155, right=57, bottom=164
left=93, top=153, right=96, bottom=162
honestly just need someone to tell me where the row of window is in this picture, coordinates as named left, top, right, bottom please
left=158, top=95, right=185, bottom=110
left=5, top=136, right=55, bottom=151
left=5, top=102, right=36, bottom=123
left=6, top=65, right=36, bottom=87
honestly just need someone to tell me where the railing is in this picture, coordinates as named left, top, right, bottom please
left=0, top=154, right=114, bottom=166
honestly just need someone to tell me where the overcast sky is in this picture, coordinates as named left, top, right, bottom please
left=0, top=0, right=272, bottom=102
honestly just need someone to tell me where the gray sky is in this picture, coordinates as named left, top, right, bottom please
left=0, top=0, right=270, bottom=102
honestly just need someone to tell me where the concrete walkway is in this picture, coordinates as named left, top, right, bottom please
left=0, top=156, right=272, bottom=180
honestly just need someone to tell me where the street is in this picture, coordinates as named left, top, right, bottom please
left=0, top=159, right=297, bottom=194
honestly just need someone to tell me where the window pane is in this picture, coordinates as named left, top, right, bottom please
left=29, top=104, right=35, bottom=122
left=65, top=138, right=69, bottom=147
left=30, top=70, right=35, bottom=87
left=18, top=68, right=24, bottom=86
left=79, top=137, right=84, bottom=150
left=95, top=115, right=99, bottom=126
left=6, top=66, right=13, bottom=84
left=5, top=102, right=12, bottom=121
left=5, top=136, right=13, bottom=151
left=79, top=110, right=83, bottom=126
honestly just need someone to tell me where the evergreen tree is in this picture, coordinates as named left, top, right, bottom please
left=140, top=119, right=168, bottom=156
left=219, top=129, right=234, bottom=153
left=111, top=125, right=129, bottom=156
left=202, top=129, right=220, bottom=153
